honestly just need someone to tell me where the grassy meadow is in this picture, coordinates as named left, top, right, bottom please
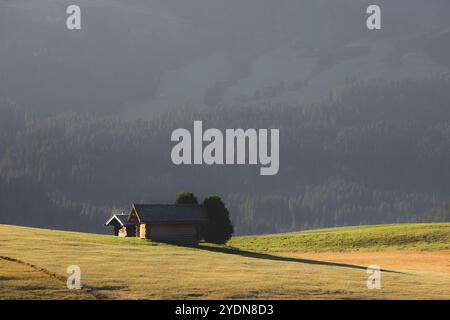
left=228, top=223, right=450, bottom=252
left=0, top=223, right=449, bottom=300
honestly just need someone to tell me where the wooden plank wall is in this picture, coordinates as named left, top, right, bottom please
left=150, top=224, right=198, bottom=244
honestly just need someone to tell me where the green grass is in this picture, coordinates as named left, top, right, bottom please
left=228, top=223, right=450, bottom=253
left=1, top=223, right=450, bottom=300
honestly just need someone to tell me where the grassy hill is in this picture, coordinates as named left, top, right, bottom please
left=228, top=223, right=450, bottom=253
left=1, top=223, right=450, bottom=300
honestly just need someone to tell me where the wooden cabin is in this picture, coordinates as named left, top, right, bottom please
left=128, top=204, right=208, bottom=244
left=105, top=214, right=137, bottom=237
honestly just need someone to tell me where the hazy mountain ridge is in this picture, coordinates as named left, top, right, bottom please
left=1, top=0, right=450, bottom=115
left=1, top=1, right=450, bottom=234
left=1, top=79, right=449, bottom=234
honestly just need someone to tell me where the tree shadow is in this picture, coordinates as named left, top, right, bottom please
left=189, top=244, right=402, bottom=274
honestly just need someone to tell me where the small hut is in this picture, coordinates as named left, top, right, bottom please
left=105, top=213, right=137, bottom=237
left=128, top=204, right=208, bottom=244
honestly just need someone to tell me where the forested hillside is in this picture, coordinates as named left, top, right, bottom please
left=2, top=1, right=450, bottom=115
left=1, top=79, right=449, bottom=234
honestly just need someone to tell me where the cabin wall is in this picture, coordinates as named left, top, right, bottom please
left=150, top=224, right=198, bottom=244
left=118, top=227, right=127, bottom=237
left=135, top=224, right=140, bottom=237
left=139, top=224, right=151, bottom=239
left=118, top=225, right=136, bottom=238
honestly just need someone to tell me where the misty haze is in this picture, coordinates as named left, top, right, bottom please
left=1, top=0, right=450, bottom=235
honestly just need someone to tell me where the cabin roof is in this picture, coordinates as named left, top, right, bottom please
left=105, top=214, right=133, bottom=227
left=129, top=204, right=208, bottom=224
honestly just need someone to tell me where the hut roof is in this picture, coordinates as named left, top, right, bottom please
left=129, top=204, right=208, bottom=224
left=105, top=214, right=133, bottom=227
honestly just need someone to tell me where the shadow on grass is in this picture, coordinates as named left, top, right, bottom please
left=187, top=244, right=402, bottom=274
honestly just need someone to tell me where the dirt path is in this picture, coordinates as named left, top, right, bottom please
left=0, top=256, right=106, bottom=299
left=285, top=250, right=450, bottom=274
